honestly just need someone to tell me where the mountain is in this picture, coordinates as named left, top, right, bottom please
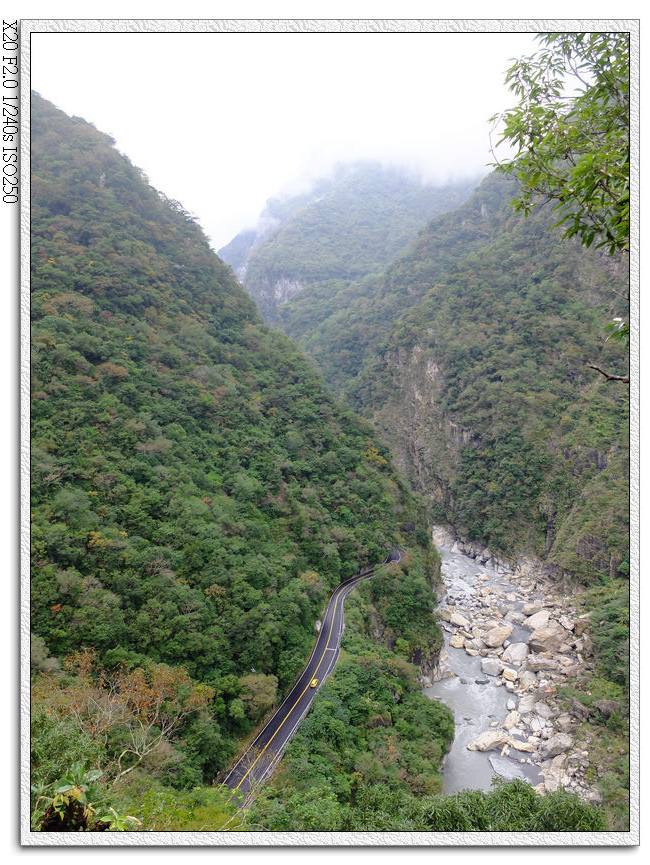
left=248, top=172, right=629, bottom=585
left=28, top=93, right=628, bottom=834
left=29, top=94, right=445, bottom=822
left=225, top=168, right=630, bottom=830
left=218, top=162, right=478, bottom=323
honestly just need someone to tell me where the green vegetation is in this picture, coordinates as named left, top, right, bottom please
left=220, top=162, right=477, bottom=323
left=29, top=93, right=458, bottom=832
left=491, top=32, right=630, bottom=363
left=273, top=171, right=629, bottom=578
left=30, top=74, right=629, bottom=833
left=491, top=33, right=630, bottom=256
left=250, top=775, right=605, bottom=832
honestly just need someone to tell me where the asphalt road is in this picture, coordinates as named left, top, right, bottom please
left=222, top=548, right=402, bottom=801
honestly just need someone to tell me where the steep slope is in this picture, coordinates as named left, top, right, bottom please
left=250, top=172, right=629, bottom=583
left=219, top=162, right=477, bottom=323
left=29, top=94, right=441, bottom=795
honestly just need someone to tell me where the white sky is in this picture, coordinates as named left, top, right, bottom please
left=29, top=27, right=541, bottom=250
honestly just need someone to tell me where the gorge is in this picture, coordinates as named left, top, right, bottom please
left=29, top=85, right=630, bottom=836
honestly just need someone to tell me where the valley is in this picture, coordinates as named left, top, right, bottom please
left=28, top=29, right=631, bottom=838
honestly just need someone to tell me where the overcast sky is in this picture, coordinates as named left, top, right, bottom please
left=31, top=28, right=541, bottom=250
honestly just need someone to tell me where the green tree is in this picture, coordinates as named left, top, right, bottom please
left=491, top=33, right=629, bottom=254
left=491, top=32, right=630, bottom=375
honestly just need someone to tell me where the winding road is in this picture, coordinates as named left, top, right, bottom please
left=222, top=548, right=402, bottom=802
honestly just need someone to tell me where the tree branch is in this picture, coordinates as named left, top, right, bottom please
left=587, top=362, right=629, bottom=383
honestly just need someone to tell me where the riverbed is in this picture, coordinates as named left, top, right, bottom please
left=423, top=532, right=543, bottom=794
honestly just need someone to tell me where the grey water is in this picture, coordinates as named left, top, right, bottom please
left=423, top=542, right=542, bottom=794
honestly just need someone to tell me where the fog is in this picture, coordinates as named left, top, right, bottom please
left=30, top=28, right=539, bottom=249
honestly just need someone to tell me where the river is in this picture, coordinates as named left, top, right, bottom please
left=423, top=531, right=543, bottom=794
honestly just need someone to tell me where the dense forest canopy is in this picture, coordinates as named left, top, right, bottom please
left=28, top=25, right=631, bottom=834
left=29, top=93, right=443, bottom=829
left=219, top=162, right=477, bottom=324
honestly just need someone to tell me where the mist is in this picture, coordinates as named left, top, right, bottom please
left=30, top=28, right=539, bottom=249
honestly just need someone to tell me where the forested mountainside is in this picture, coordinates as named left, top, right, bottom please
left=255, top=172, right=629, bottom=588
left=218, top=162, right=477, bottom=324
left=28, top=92, right=625, bottom=835
left=229, top=170, right=630, bottom=831
left=29, top=94, right=448, bottom=829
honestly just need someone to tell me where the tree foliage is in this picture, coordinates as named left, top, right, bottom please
left=490, top=32, right=630, bottom=360
left=491, top=33, right=630, bottom=255
left=29, top=92, right=448, bottom=829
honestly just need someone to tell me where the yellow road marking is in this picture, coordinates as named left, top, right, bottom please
left=231, top=572, right=368, bottom=792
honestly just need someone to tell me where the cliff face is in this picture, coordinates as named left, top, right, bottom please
left=348, top=177, right=629, bottom=582
left=232, top=170, right=629, bottom=584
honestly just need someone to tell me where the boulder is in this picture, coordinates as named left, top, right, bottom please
left=508, top=738, right=537, bottom=753
left=518, top=670, right=538, bottom=690
left=533, top=701, right=554, bottom=720
left=483, top=624, right=513, bottom=648
left=573, top=616, right=591, bottom=637
left=522, top=609, right=550, bottom=631
left=449, top=634, right=465, bottom=649
left=559, top=665, right=580, bottom=679
left=502, top=642, right=530, bottom=665
left=467, top=730, right=510, bottom=751
left=502, top=667, right=518, bottom=682
left=555, top=713, right=575, bottom=733
left=504, top=610, right=526, bottom=625
left=502, top=711, right=521, bottom=730
left=528, top=621, right=567, bottom=653
left=450, top=611, right=471, bottom=629
left=518, top=694, right=537, bottom=714
left=593, top=699, right=620, bottom=720
left=523, top=655, right=559, bottom=673
left=542, top=754, right=570, bottom=792
left=481, top=657, right=504, bottom=677
left=540, top=733, right=573, bottom=759
left=522, top=602, right=543, bottom=616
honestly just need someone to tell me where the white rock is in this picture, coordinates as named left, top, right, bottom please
left=540, top=733, right=573, bottom=759
left=467, top=730, right=510, bottom=751
left=481, top=657, right=504, bottom=677
left=519, top=670, right=538, bottom=690
left=483, top=625, right=514, bottom=648
left=528, top=621, right=568, bottom=653
left=559, top=615, right=575, bottom=631
left=502, top=711, right=521, bottom=730
left=518, top=694, right=537, bottom=714
left=522, top=602, right=543, bottom=616
left=502, top=642, right=530, bottom=665
left=523, top=655, right=559, bottom=673
left=534, top=701, right=554, bottom=720
left=508, top=738, right=537, bottom=753
left=522, top=609, right=550, bottom=631
left=450, top=611, right=471, bottom=629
